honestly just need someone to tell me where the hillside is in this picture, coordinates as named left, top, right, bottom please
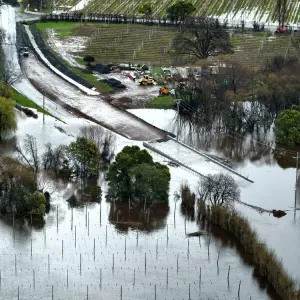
left=54, top=0, right=300, bottom=24
left=40, top=22, right=298, bottom=67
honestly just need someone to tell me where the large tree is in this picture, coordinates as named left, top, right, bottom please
left=172, top=17, right=233, bottom=60
left=67, top=137, right=100, bottom=178
left=0, top=96, right=16, bottom=140
left=166, top=1, right=195, bottom=24
left=0, top=157, right=37, bottom=216
left=275, top=0, right=287, bottom=27
left=107, top=146, right=170, bottom=204
left=275, top=107, right=300, bottom=145
left=199, top=173, right=240, bottom=207
left=129, top=163, right=170, bottom=205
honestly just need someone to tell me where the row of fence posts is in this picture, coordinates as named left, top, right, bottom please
left=8, top=202, right=245, bottom=299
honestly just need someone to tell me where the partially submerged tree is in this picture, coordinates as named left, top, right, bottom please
left=15, top=134, right=40, bottom=175
left=26, top=191, right=46, bottom=216
left=67, top=137, right=100, bottom=179
left=107, top=146, right=170, bottom=204
left=275, top=107, right=300, bottom=145
left=166, top=1, right=195, bottom=24
left=0, top=96, right=16, bottom=140
left=129, top=163, right=170, bottom=206
left=80, top=125, right=115, bottom=165
left=0, top=157, right=38, bottom=216
left=199, top=173, right=240, bottom=207
left=172, top=17, right=233, bottom=61
left=42, top=143, right=66, bottom=175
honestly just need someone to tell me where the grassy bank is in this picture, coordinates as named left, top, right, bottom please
left=34, top=21, right=296, bottom=68
left=36, top=22, right=78, bottom=38
left=198, top=201, right=300, bottom=300
left=10, top=87, right=55, bottom=118
left=35, top=23, right=114, bottom=94
left=69, top=66, right=114, bottom=93
left=146, top=95, right=175, bottom=109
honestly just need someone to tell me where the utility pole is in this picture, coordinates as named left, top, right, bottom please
left=175, top=99, right=182, bottom=141
left=42, top=88, right=45, bottom=124
left=293, top=152, right=299, bottom=218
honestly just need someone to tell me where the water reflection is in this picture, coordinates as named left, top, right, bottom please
left=108, top=201, right=169, bottom=233
left=210, top=225, right=281, bottom=300
left=180, top=203, right=195, bottom=221
left=174, top=115, right=300, bottom=168
left=67, top=180, right=102, bottom=207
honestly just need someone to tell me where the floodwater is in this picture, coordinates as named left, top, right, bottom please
left=0, top=111, right=281, bottom=299
left=129, top=109, right=300, bottom=283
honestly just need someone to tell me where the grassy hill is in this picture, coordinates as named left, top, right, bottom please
left=37, top=22, right=298, bottom=68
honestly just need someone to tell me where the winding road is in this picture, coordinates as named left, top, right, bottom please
left=0, top=5, right=167, bottom=141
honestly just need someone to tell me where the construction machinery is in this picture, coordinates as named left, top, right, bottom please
left=137, top=75, right=156, bottom=86
left=159, top=87, right=169, bottom=96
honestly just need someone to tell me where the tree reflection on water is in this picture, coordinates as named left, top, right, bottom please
left=173, top=115, right=300, bottom=168
left=108, top=201, right=169, bottom=233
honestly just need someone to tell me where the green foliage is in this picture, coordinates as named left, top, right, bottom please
left=107, top=146, right=170, bottom=204
left=166, top=1, right=195, bottom=23
left=0, top=157, right=37, bottom=216
left=275, top=108, right=300, bottom=145
left=67, top=137, right=100, bottom=178
left=0, top=96, right=17, bottom=140
left=172, top=17, right=233, bottom=60
left=25, top=191, right=46, bottom=215
left=0, top=82, right=11, bottom=98
left=138, top=2, right=152, bottom=18
left=180, top=183, right=195, bottom=209
left=130, top=163, right=170, bottom=204
left=146, top=95, right=175, bottom=109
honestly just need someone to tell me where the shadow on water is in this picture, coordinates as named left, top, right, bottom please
left=180, top=203, right=195, bottom=221
left=108, top=201, right=169, bottom=233
left=209, top=224, right=282, bottom=300
left=66, top=179, right=102, bottom=208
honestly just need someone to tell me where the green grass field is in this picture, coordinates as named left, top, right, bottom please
left=146, top=95, right=175, bottom=109
left=10, top=88, right=54, bottom=117
left=37, top=21, right=297, bottom=68
left=36, top=22, right=78, bottom=38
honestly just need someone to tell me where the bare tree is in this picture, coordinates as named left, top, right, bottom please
left=198, top=173, right=240, bottom=207
left=80, top=125, right=116, bottom=164
left=221, top=59, right=253, bottom=94
left=14, top=134, right=40, bottom=175
left=42, top=143, right=66, bottom=174
left=172, top=17, right=233, bottom=61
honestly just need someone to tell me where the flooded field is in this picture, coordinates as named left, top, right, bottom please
left=0, top=111, right=283, bottom=299
left=129, top=109, right=300, bottom=283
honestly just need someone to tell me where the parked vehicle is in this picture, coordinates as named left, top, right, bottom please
left=159, top=87, right=169, bottom=96
left=20, top=47, right=29, bottom=57
left=138, top=75, right=156, bottom=86
left=275, top=26, right=292, bottom=34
